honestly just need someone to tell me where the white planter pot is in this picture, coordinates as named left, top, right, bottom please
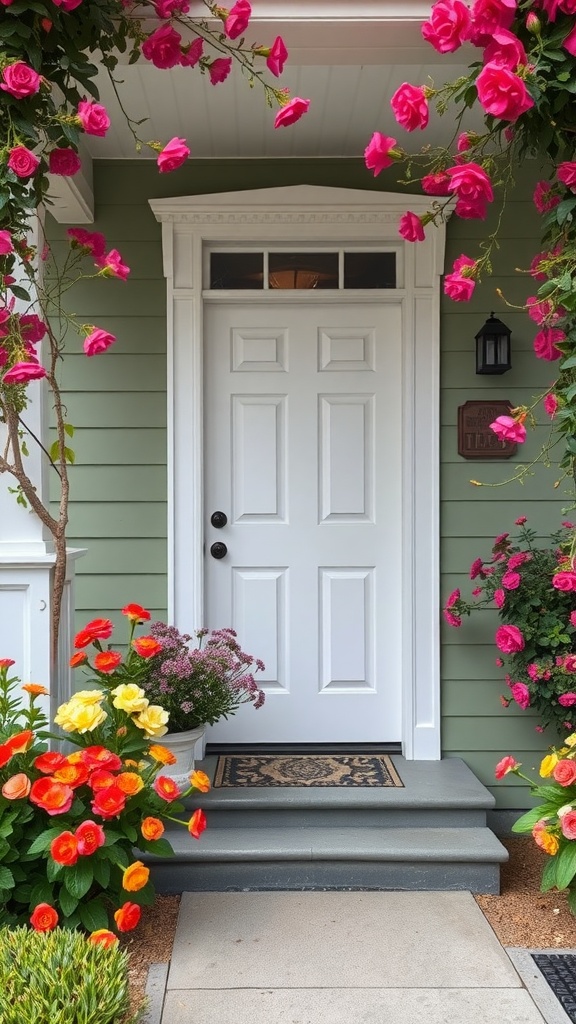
left=159, top=725, right=206, bottom=787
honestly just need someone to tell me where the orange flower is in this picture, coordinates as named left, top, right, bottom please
left=189, top=770, right=211, bottom=793
left=153, top=775, right=181, bottom=802
left=0, top=658, right=15, bottom=669
left=30, top=777, right=74, bottom=815
left=30, top=903, right=58, bottom=932
left=50, top=831, right=79, bottom=866
left=188, top=808, right=207, bottom=839
left=141, top=816, right=165, bottom=841
left=0, top=745, right=13, bottom=770
left=122, top=860, right=150, bottom=892
left=70, top=651, right=88, bottom=668
left=91, top=785, right=126, bottom=819
left=89, top=769, right=116, bottom=791
left=94, top=650, right=122, bottom=673
left=132, top=636, right=162, bottom=658
left=74, top=618, right=113, bottom=649
left=149, top=744, right=177, bottom=766
left=2, top=772, right=31, bottom=800
left=116, top=772, right=144, bottom=796
left=122, top=603, right=151, bottom=623
left=34, top=751, right=68, bottom=774
left=5, top=729, right=33, bottom=755
left=80, top=746, right=122, bottom=771
left=75, top=819, right=106, bottom=855
left=54, top=762, right=90, bottom=788
left=114, top=901, right=141, bottom=933
left=88, top=929, right=118, bottom=948
left=22, top=683, right=49, bottom=696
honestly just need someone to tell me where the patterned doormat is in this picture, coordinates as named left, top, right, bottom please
left=213, top=754, right=403, bottom=788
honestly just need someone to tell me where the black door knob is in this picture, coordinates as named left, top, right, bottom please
left=210, top=511, right=228, bottom=529
left=210, top=542, right=228, bottom=559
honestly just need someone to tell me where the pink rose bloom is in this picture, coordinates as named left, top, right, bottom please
left=53, top=0, right=84, bottom=8
left=48, top=148, right=81, bottom=176
left=444, top=271, right=476, bottom=301
left=274, top=96, right=310, bottom=128
left=77, top=100, right=110, bottom=137
left=443, top=588, right=461, bottom=627
left=141, top=25, right=182, bottom=69
left=96, top=249, right=130, bottom=280
left=544, top=393, right=559, bottom=418
left=476, top=63, right=534, bottom=121
left=564, top=24, right=576, bottom=56
left=534, top=328, right=565, bottom=361
left=364, top=133, right=399, bottom=176
left=508, top=552, right=529, bottom=570
left=527, top=296, right=564, bottom=326
left=533, top=180, right=560, bottom=214
left=553, top=571, right=576, bottom=592
left=421, top=0, right=472, bottom=53
left=155, top=0, right=190, bottom=14
left=472, top=587, right=482, bottom=596
left=501, top=570, right=521, bottom=590
left=530, top=252, right=548, bottom=282
left=0, top=231, right=13, bottom=256
left=67, top=227, right=106, bottom=258
left=470, top=0, right=517, bottom=41
left=454, top=198, right=488, bottom=219
left=456, top=132, right=472, bottom=152
left=470, top=557, right=484, bottom=579
left=564, top=656, right=576, bottom=673
left=421, top=171, right=451, bottom=195
left=266, top=36, right=288, bottom=77
left=157, top=137, right=190, bottom=173
left=1, top=62, right=41, bottom=98
left=527, top=663, right=540, bottom=680
left=494, top=755, right=519, bottom=779
left=489, top=415, right=526, bottom=444
left=7, top=145, right=39, bottom=179
left=515, top=516, right=527, bottom=525
left=390, top=83, right=429, bottom=131
left=3, top=361, right=47, bottom=384
left=20, top=314, right=47, bottom=344
left=496, top=657, right=504, bottom=667
left=495, top=624, right=525, bottom=654
left=224, top=0, right=251, bottom=40
left=209, top=58, right=233, bottom=85
left=561, top=810, right=576, bottom=840
left=557, top=161, right=576, bottom=193
left=483, top=29, right=526, bottom=70
left=447, top=161, right=493, bottom=201
left=511, top=682, right=530, bottom=709
left=563, top=522, right=575, bottom=529
left=180, top=37, right=203, bottom=67
left=571, top=611, right=576, bottom=627
left=494, top=588, right=505, bottom=608
left=83, top=328, right=116, bottom=357
left=399, top=211, right=425, bottom=242
left=559, top=693, right=576, bottom=707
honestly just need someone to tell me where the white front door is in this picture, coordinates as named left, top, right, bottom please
left=204, top=298, right=404, bottom=744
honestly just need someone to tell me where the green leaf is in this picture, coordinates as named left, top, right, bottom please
left=92, top=855, right=110, bottom=890
left=555, top=843, right=576, bottom=891
left=64, top=423, right=75, bottom=438
left=138, top=836, right=175, bottom=858
left=63, top=857, right=94, bottom=900
left=541, top=854, right=559, bottom=892
left=568, top=887, right=576, bottom=916
left=64, top=446, right=75, bottom=465
left=512, top=808, right=549, bottom=834
left=9, top=285, right=30, bottom=301
left=27, top=827, right=63, bottom=856
left=58, top=886, right=79, bottom=918
left=29, top=879, right=54, bottom=906
left=0, top=866, right=14, bottom=890
left=78, top=898, right=108, bottom=932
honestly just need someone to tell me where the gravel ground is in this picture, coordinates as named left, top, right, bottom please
left=124, top=838, right=576, bottom=1013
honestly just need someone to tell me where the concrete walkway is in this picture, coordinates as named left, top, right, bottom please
left=158, top=891, right=548, bottom=1024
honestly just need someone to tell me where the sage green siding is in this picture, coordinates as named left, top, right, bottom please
left=47, top=159, right=559, bottom=807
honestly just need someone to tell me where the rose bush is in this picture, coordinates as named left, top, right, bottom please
left=0, top=604, right=208, bottom=935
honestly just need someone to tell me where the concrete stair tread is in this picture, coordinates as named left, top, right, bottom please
left=152, top=826, right=508, bottom=863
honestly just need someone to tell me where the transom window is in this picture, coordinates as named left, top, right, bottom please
left=208, top=249, right=397, bottom=290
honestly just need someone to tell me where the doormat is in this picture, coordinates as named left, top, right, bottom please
left=532, top=953, right=576, bottom=1022
left=213, top=754, right=403, bottom=788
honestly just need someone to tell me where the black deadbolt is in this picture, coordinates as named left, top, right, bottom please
left=210, top=511, right=228, bottom=529
left=210, top=541, right=228, bottom=559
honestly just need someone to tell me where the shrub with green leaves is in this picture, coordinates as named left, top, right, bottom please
left=0, top=926, right=139, bottom=1024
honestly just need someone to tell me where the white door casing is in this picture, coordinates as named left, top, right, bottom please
left=150, top=185, right=444, bottom=759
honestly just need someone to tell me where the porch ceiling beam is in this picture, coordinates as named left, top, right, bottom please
left=46, top=145, right=94, bottom=224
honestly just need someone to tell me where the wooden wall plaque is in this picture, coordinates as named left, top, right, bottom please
left=457, top=400, right=517, bottom=460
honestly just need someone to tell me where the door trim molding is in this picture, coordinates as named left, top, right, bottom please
left=150, top=185, right=444, bottom=760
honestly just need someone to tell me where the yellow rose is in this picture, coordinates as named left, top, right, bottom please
left=540, top=832, right=560, bottom=856
left=132, top=704, right=169, bottom=738
left=111, top=683, right=149, bottom=714
left=540, top=753, right=559, bottom=778
left=566, top=734, right=576, bottom=748
left=55, top=699, right=107, bottom=734
left=68, top=689, right=105, bottom=706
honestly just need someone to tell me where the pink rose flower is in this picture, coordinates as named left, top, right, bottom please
left=456, top=132, right=472, bottom=152
left=501, top=570, right=521, bottom=590
left=67, top=227, right=106, bottom=259
left=533, top=328, right=565, bottom=361
left=483, top=29, right=526, bottom=70
left=571, top=611, right=576, bottom=627
left=83, top=328, right=116, bottom=357
left=446, top=163, right=493, bottom=217
left=511, top=682, right=530, bottom=709
left=559, top=693, right=576, bottom=707
left=544, top=393, right=558, bottom=418
left=494, top=589, right=505, bottom=608
left=224, top=0, right=251, bottom=40
left=553, top=571, right=576, bottom=592
left=527, top=296, right=564, bottom=326
left=1, top=62, right=41, bottom=98
left=527, top=663, right=540, bottom=680
left=444, top=271, right=476, bottom=301
left=472, top=587, right=482, bottom=596
left=266, top=36, right=288, bottom=77
left=564, top=23, right=576, bottom=56
left=557, top=161, right=576, bottom=193
left=515, top=516, right=527, bottom=525
left=3, top=361, right=47, bottom=384
left=209, top=58, right=233, bottom=85
left=495, top=624, right=525, bottom=654
left=53, top=0, right=83, bottom=8
left=508, top=552, right=529, bottom=570
left=399, top=211, right=425, bottom=242
left=454, top=198, right=489, bottom=219
left=155, top=0, right=190, bottom=15
left=561, top=810, right=576, bottom=840
left=48, top=148, right=81, bottom=176
left=141, top=25, right=183, bottom=69
left=489, top=415, right=526, bottom=444
left=496, top=657, right=504, bottom=667
left=180, top=37, right=203, bottom=67
left=564, top=656, right=576, bottom=673
left=494, top=755, right=519, bottom=779
left=274, top=96, right=310, bottom=128
left=421, top=171, right=451, bottom=195
left=470, top=557, right=484, bottom=579
left=0, top=347, right=8, bottom=367
left=7, top=145, right=39, bottom=179
left=470, top=0, right=517, bottom=41
left=20, top=314, right=47, bottom=344
left=157, top=137, right=190, bottom=173
left=77, top=100, right=110, bottom=137
left=364, top=133, right=399, bottom=176
left=443, top=588, right=461, bottom=627
left=0, top=231, right=13, bottom=256
left=390, top=83, right=429, bottom=131
left=533, top=180, right=560, bottom=213
left=476, top=63, right=534, bottom=121
left=421, top=0, right=472, bottom=53
left=96, top=249, right=130, bottom=280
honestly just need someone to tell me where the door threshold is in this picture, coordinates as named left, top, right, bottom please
left=206, top=742, right=402, bottom=755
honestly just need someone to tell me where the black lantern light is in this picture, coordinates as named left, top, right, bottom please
left=475, top=313, right=512, bottom=375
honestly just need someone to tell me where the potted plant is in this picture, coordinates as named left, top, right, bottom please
left=443, top=517, right=576, bottom=735
left=140, top=624, right=266, bottom=781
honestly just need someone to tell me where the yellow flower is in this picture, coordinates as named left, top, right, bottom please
left=68, top=689, right=105, bottom=706
left=122, top=861, right=150, bottom=892
left=540, top=832, right=560, bottom=856
left=566, top=734, right=576, bottom=748
left=132, top=705, right=169, bottom=738
left=55, top=699, right=107, bottom=734
left=540, top=753, right=559, bottom=778
left=111, top=683, right=149, bottom=714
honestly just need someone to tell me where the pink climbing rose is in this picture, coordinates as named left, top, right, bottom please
left=533, top=328, right=566, bottom=361
left=274, top=97, right=310, bottom=128
left=77, top=100, right=110, bottom=137
left=266, top=37, right=288, bottom=77
left=141, top=25, right=182, bottom=69
left=48, top=148, right=81, bottom=176
left=489, top=415, right=526, bottom=444
left=157, top=138, right=190, bottom=173
left=83, top=328, right=116, bottom=357
left=476, top=63, right=534, bottom=121
left=364, top=133, right=399, bottom=176
left=399, top=212, right=425, bottom=242
left=557, top=162, right=576, bottom=192
left=208, top=58, right=232, bottom=85
left=1, top=62, right=41, bottom=98
left=224, top=0, right=251, bottom=39
left=390, top=83, right=429, bottom=131
left=421, top=0, right=472, bottom=53
left=443, top=588, right=462, bottom=627
left=495, top=624, right=525, bottom=654
left=7, top=146, right=39, bottom=178
left=3, top=361, right=47, bottom=384
left=495, top=755, right=519, bottom=779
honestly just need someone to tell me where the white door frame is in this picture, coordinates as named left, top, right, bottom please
left=150, top=184, right=445, bottom=760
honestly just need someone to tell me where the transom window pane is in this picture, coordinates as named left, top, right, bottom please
left=344, top=252, right=396, bottom=289
left=210, top=252, right=263, bottom=289
left=269, top=253, right=338, bottom=289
